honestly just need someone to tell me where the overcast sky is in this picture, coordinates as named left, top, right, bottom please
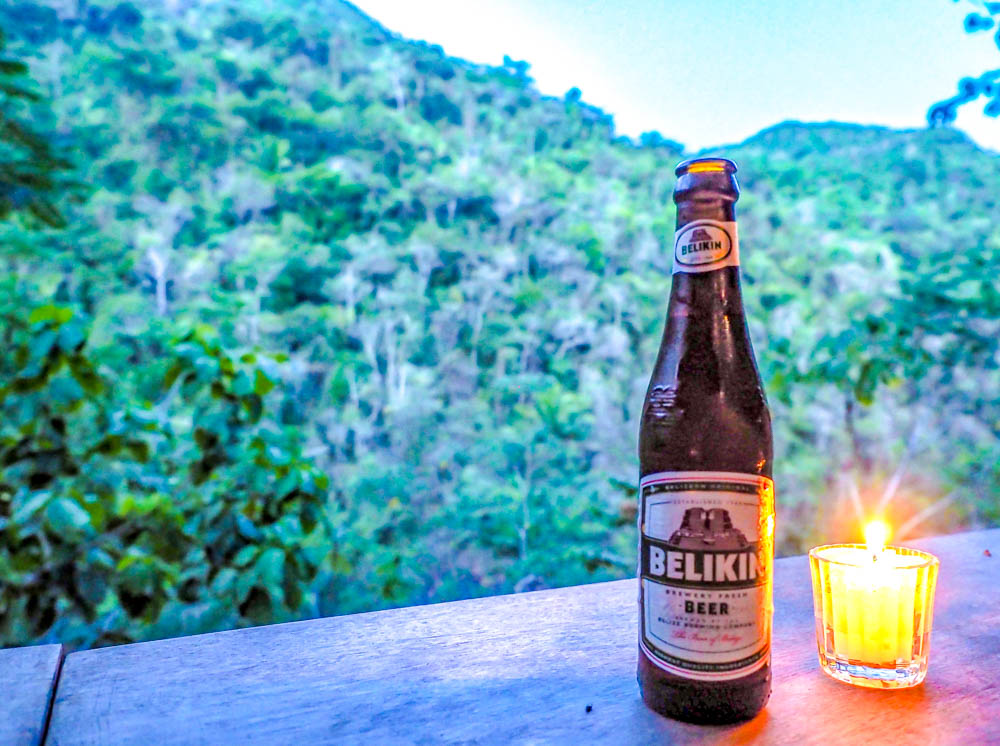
left=351, top=0, right=1000, bottom=153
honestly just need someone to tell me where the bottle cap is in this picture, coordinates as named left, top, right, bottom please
left=675, top=157, right=738, bottom=176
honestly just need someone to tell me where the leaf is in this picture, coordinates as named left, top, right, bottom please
left=242, top=393, right=263, bottom=423
left=57, top=321, right=86, bottom=352
left=69, top=356, right=103, bottom=395
left=232, top=545, right=259, bottom=568
left=163, top=360, right=186, bottom=390
left=11, top=492, right=52, bottom=524
left=126, top=439, right=151, bottom=463
left=211, top=568, right=238, bottom=595
left=0, top=59, right=30, bottom=75
left=255, top=547, right=285, bottom=590
left=253, top=368, right=275, bottom=396
left=193, top=427, right=218, bottom=450
left=94, top=434, right=124, bottom=456
left=0, top=81, right=40, bottom=100
left=27, top=199, right=67, bottom=228
left=28, top=329, right=58, bottom=361
left=236, top=513, right=263, bottom=541
left=235, top=570, right=257, bottom=604
left=46, top=498, right=92, bottom=533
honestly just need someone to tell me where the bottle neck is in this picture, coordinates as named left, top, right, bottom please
left=648, top=195, right=760, bottom=400
left=676, top=194, right=736, bottom=226
left=670, top=198, right=743, bottom=318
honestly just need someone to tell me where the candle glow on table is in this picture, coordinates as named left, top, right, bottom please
left=809, top=521, right=939, bottom=689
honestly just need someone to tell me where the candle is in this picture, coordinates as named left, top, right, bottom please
left=809, top=521, right=939, bottom=689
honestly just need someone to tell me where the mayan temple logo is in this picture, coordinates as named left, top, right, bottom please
left=644, top=507, right=761, bottom=587
left=669, top=507, right=749, bottom=551
left=675, top=222, right=733, bottom=265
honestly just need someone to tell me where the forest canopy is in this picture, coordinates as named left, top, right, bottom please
left=1, top=0, right=998, bottom=650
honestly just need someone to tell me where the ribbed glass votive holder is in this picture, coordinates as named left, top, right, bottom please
left=809, top=544, right=939, bottom=689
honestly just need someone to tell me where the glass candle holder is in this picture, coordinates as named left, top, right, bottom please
left=809, top=543, right=939, bottom=689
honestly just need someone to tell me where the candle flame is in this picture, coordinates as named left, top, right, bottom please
left=864, top=520, right=890, bottom=556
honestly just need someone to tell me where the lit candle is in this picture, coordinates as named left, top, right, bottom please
left=809, top=521, right=939, bottom=689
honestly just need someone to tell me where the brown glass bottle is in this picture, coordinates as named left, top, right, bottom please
left=637, top=157, right=774, bottom=724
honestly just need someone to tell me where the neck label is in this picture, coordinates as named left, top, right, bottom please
left=672, top=220, right=739, bottom=274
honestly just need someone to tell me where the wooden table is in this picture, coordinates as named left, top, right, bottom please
left=17, top=529, right=1000, bottom=744
left=0, top=644, right=63, bottom=746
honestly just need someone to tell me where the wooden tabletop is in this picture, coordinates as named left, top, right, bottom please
left=0, top=644, right=64, bottom=746
left=39, top=529, right=1000, bottom=744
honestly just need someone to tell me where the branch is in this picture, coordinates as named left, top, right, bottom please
left=928, top=69, right=1000, bottom=125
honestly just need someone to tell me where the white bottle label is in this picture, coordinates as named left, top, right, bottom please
left=672, top=220, right=739, bottom=274
left=638, top=471, right=774, bottom=681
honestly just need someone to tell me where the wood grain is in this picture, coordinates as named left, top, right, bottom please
left=46, top=529, right=1000, bottom=745
left=0, top=643, right=64, bottom=746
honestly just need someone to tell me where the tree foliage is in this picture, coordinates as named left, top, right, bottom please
left=928, top=1, right=1000, bottom=124
left=0, top=0, right=998, bottom=649
left=0, top=27, right=72, bottom=226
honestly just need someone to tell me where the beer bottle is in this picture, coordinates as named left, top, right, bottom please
left=637, top=157, right=774, bottom=724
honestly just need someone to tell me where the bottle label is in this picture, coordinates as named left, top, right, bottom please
left=638, top=471, right=774, bottom=681
left=672, top=220, right=739, bottom=274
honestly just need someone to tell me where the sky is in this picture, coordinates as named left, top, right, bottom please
left=351, top=0, right=1000, bottom=153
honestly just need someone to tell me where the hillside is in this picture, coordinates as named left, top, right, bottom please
left=2, top=0, right=999, bottom=648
